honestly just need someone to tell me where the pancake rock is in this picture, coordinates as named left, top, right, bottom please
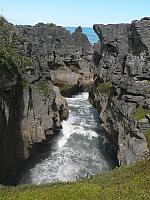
left=17, top=24, right=94, bottom=96
left=0, top=18, right=69, bottom=184
left=89, top=18, right=150, bottom=165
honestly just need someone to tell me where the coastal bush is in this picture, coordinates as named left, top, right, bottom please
left=0, top=48, right=16, bottom=68
left=0, top=159, right=149, bottom=200
left=96, top=81, right=112, bottom=95
left=134, top=106, right=150, bottom=122
left=0, top=17, right=33, bottom=73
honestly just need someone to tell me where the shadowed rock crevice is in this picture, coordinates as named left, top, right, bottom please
left=0, top=74, right=24, bottom=185
left=128, top=23, right=149, bottom=56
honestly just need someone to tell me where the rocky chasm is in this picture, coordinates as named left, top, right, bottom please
left=0, top=16, right=150, bottom=185
left=0, top=18, right=94, bottom=184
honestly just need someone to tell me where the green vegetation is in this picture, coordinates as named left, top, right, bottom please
left=144, top=80, right=150, bottom=94
left=134, top=106, right=150, bottom=122
left=22, top=79, right=29, bottom=89
left=144, top=129, right=150, bottom=150
left=0, top=46, right=18, bottom=72
left=96, top=81, right=112, bottom=95
left=35, top=81, right=51, bottom=96
left=0, top=17, right=33, bottom=74
left=134, top=107, right=150, bottom=149
left=0, top=43, right=33, bottom=79
left=20, top=56, right=32, bottom=71
left=0, top=159, right=150, bottom=200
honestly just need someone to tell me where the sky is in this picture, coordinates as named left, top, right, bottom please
left=0, top=0, right=150, bottom=27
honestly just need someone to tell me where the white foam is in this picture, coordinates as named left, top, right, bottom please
left=20, top=92, right=114, bottom=185
left=57, top=114, right=75, bottom=149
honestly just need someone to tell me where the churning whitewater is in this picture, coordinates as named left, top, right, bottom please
left=20, top=93, right=115, bottom=184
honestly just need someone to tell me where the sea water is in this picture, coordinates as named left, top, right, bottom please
left=20, top=93, right=116, bottom=185
left=65, top=27, right=99, bottom=44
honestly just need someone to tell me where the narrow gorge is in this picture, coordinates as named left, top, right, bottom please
left=20, top=93, right=115, bottom=184
left=0, top=16, right=150, bottom=186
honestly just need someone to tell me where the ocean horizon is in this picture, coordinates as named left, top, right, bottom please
left=65, top=27, right=99, bottom=44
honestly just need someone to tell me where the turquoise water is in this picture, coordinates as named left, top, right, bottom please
left=65, top=27, right=99, bottom=44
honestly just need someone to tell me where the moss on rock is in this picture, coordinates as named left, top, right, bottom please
left=96, top=81, right=112, bottom=95
left=35, top=81, right=51, bottom=96
left=134, top=106, right=150, bottom=122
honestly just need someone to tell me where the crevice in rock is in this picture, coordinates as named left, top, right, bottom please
left=128, top=23, right=149, bottom=56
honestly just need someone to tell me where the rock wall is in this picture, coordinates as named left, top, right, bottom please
left=0, top=18, right=69, bottom=185
left=17, top=24, right=94, bottom=96
left=89, top=18, right=150, bottom=165
left=0, top=16, right=94, bottom=184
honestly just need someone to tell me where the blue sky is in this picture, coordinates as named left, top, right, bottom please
left=0, top=0, right=150, bottom=27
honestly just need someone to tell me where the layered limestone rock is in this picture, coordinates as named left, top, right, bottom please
left=17, top=24, right=94, bottom=96
left=0, top=17, right=69, bottom=184
left=90, top=18, right=150, bottom=165
left=0, top=17, right=94, bottom=184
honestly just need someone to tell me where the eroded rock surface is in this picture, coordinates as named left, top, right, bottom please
left=90, top=18, right=150, bottom=165
left=0, top=17, right=99, bottom=185
left=17, top=24, right=94, bottom=95
left=0, top=16, right=94, bottom=184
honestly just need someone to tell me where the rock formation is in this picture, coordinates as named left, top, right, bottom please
left=89, top=18, right=150, bottom=165
left=0, top=17, right=93, bottom=184
left=17, top=24, right=94, bottom=96
left=0, top=17, right=70, bottom=184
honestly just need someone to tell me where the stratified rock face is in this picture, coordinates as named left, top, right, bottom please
left=90, top=18, right=150, bottom=165
left=0, top=18, right=69, bottom=184
left=17, top=24, right=94, bottom=95
left=0, top=17, right=94, bottom=184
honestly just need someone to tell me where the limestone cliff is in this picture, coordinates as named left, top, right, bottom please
left=0, top=17, right=94, bottom=184
left=0, top=18, right=68, bottom=184
left=17, top=24, right=94, bottom=96
left=89, top=18, right=150, bottom=165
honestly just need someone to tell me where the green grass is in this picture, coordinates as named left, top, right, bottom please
left=134, top=106, right=150, bottom=122
left=96, top=81, right=112, bottom=95
left=0, top=159, right=150, bottom=200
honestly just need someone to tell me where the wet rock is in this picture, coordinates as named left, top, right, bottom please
left=53, top=86, right=69, bottom=120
